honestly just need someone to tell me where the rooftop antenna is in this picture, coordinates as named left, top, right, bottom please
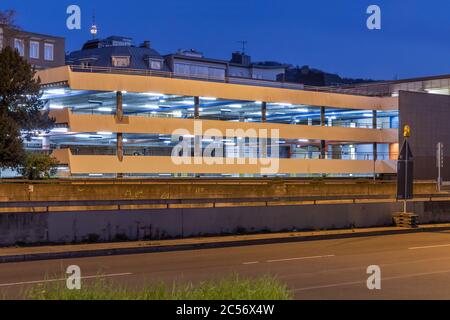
left=237, top=40, right=248, bottom=54
left=90, top=10, right=98, bottom=39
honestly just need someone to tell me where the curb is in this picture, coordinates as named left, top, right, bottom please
left=1, top=225, right=450, bottom=264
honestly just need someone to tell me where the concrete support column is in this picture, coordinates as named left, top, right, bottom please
left=193, top=96, right=201, bottom=178
left=320, top=106, right=326, bottom=159
left=116, top=91, right=123, bottom=122
left=116, top=132, right=124, bottom=178
left=373, top=110, right=378, bottom=161
left=261, top=102, right=267, bottom=123
left=194, top=96, right=200, bottom=119
left=117, top=133, right=124, bottom=162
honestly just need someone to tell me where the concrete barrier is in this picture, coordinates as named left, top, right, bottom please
left=1, top=199, right=449, bottom=246
left=0, top=180, right=438, bottom=202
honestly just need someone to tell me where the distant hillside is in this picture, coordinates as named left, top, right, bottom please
left=278, top=65, right=378, bottom=87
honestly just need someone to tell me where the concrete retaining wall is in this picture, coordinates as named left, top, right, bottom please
left=0, top=181, right=438, bottom=202
left=1, top=201, right=449, bottom=246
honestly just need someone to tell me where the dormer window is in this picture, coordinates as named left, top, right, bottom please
left=112, top=56, right=130, bottom=67
left=149, top=59, right=162, bottom=70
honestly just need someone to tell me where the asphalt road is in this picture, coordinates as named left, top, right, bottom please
left=1, top=230, right=450, bottom=300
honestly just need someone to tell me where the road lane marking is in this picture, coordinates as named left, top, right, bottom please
left=243, top=262, right=260, bottom=265
left=266, top=255, right=335, bottom=263
left=0, top=272, right=133, bottom=288
left=409, top=244, right=450, bottom=250
left=293, top=269, right=450, bottom=292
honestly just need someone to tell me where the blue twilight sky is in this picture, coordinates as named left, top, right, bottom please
left=1, top=0, right=450, bottom=80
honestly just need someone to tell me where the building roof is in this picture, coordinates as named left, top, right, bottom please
left=0, top=24, right=65, bottom=40
left=67, top=45, right=166, bottom=70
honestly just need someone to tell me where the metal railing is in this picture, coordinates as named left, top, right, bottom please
left=304, top=83, right=394, bottom=97
left=69, top=65, right=305, bottom=90
left=0, top=192, right=446, bottom=212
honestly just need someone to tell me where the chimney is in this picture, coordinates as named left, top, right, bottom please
left=141, top=41, right=151, bottom=48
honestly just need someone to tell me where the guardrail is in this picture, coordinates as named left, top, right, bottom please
left=0, top=193, right=446, bottom=212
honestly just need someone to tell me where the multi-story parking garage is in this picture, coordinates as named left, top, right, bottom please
left=33, top=65, right=399, bottom=178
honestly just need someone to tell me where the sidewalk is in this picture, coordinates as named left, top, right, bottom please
left=1, top=223, right=449, bottom=263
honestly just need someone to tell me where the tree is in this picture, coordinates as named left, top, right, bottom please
left=0, top=9, right=19, bottom=28
left=19, top=152, right=59, bottom=180
left=0, top=46, right=54, bottom=132
left=0, top=113, right=25, bottom=168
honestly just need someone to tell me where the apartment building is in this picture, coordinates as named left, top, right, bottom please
left=0, top=23, right=65, bottom=69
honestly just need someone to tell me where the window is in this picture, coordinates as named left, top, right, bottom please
left=44, top=43, right=54, bottom=61
left=208, top=67, right=225, bottom=80
left=150, top=60, right=162, bottom=70
left=112, top=56, right=130, bottom=67
left=14, top=39, right=25, bottom=56
left=30, top=41, right=39, bottom=59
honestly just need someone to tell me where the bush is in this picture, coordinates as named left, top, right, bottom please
left=19, top=152, right=59, bottom=180
left=25, top=274, right=293, bottom=300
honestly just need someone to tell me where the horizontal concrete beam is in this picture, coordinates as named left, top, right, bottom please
left=52, top=149, right=397, bottom=175
left=50, top=109, right=398, bottom=144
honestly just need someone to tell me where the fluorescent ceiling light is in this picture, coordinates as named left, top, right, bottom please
left=276, top=103, right=292, bottom=106
left=98, top=107, right=113, bottom=112
left=97, top=132, right=113, bottom=135
left=179, top=100, right=194, bottom=105
left=143, top=92, right=165, bottom=97
left=51, top=128, right=69, bottom=133
left=298, top=139, right=309, bottom=142
left=45, top=89, right=66, bottom=95
left=228, top=104, right=242, bottom=108
left=50, top=105, right=64, bottom=110
left=200, top=97, right=217, bottom=101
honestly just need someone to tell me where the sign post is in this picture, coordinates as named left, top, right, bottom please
left=397, top=125, right=414, bottom=213
left=437, top=142, right=444, bottom=192
left=394, top=125, right=418, bottom=228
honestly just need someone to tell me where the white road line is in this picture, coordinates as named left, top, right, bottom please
left=409, top=244, right=450, bottom=250
left=242, top=262, right=260, bottom=265
left=266, top=255, right=335, bottom=263
left=293, top=269, right=450, bottom=292
left=0, top=272, right=133, bottom=288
